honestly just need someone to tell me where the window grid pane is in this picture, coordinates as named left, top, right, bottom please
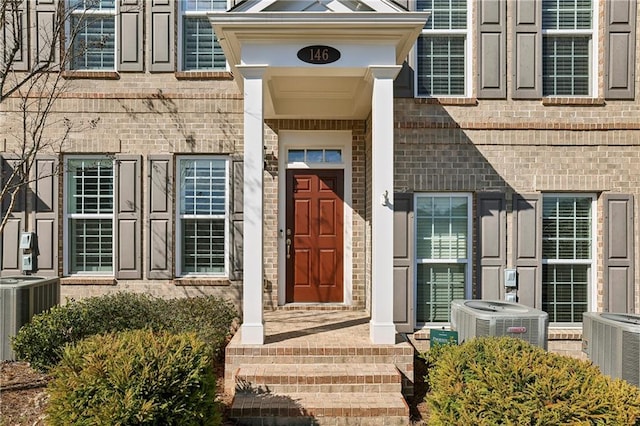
left=542, top=196, right=592, bottom=323
left=70, top=218, right=113, bottom=273
left=69, top=159, right=113, bottom=214
left=417, top=264, right=466, bottom=322
left=183, top=17, right=226, bottom=70
left=70, top=15, right=115, bottom=70
left=181, top=219, right=225, bottom=274
left=180, top=159, right=226, bottom=215
left=417, top=35, right=465, bottom=96
left=542, top=0, right=592, bottom=30
left=183, top=0, right=227, bottom=12
left=543, top=37, right=590, bottom=96
left=416, top=195, right=468, bottom=323
left=179, top=158, right=227, bottom=276
left=542, top=264, right=588, bottom=323
left=418, top=0, right=467, bottom=30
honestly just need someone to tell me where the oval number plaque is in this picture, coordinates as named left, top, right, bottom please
left=297, top=45, right=341, bottom=65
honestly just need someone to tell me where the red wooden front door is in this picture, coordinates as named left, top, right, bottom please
left=286, top=170, right=344, bottom=303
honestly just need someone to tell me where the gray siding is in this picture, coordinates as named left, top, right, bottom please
left=477, top=0, right=506, bottom=98
left=513, top=194, right=542, bottom=309
left=477, top=192, right=506, bottom=299
left=512, top=0, right=541, bottom=98
left=119, top=0, right=144, bottom=71
left=115, top=155, right=142, bottom=279
left=34, top=0, right=59, bottom=66
left=605, top=0, right=637, bottom=99
left=1, top=158, right=26, bottom=275
left=32, top=157, right=58, bottom=276
left=230, top=160, right=243, bottom=280
left=148, top=0, right=175, bottom=72
left=603, top=194, right=635, bottom=313
left=147, top=155, right=174, bottom=279
left=393, top=193, right=413, bottom=332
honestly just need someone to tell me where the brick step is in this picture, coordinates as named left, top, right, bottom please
left=230, top=391, right=409, bottom=426
left=234, top=363, right=402, bottom=394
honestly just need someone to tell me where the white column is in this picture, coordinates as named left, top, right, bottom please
left=237, top=65, right=268, bottom=345
left=367, top=65, right=402, bottom=344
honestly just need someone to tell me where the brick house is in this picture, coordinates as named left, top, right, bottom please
left=1, top=0, right=638, bottom=357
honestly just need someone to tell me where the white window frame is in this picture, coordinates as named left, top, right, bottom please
left=541, top=0, right=598, bottom=97
left=68, top=0, right=118, bottom=71
left=541, top=193, right=597, bottom=327
left=414, top=0, right=472, bottom=98
left=414, top=193, right=472, bottom=325
left=63, top=156, right=115, bottom=276
left=175, top=156, right=230, bottom=278
left=178, top=0, right=229, bottom=72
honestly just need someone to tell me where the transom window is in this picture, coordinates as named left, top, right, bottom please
left=542, top=195, right=594, bottom=323
left=177, top=158, right=228, bottom=276
left=542, top=0, right=593, bottom=96
left=66, top=158, right=114, bottom=274
left=415, top=194, right=471, bottom=323
left=416, top=0, right=469, bottom=97
left=287, top=149, right=342, bottom=164
left=181, top=0, right=227, bottom=71
left=69, top=0, right=116, bottom=70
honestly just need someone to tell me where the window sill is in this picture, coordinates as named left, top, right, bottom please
left=173, top=278, right=231, bottom=286
left=60, top=277, right=117, bottom=286
left=414, top=97, right=478, bottom=106
left=174, top=71, right=233, bottom=80
left=62, top=71, right=120, bottom=80
left=548, top=328, right=582, bottom=340
left=542, top=97, right=605, bottom=106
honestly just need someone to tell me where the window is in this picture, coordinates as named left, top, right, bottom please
left=181, top=0, right=227, bottom=71
left=66, top=158, right=114, bottom=274
left=542, top=0, right=593, bottom=96
left=416, top=0, right=469, bottom=97
left=542, top=195, right=594, bottom=323
left=69, top=0, right=116, bottom=70
left=415, top=194, right=471, bottom=323
left=177, top=158, right=228, bottom=276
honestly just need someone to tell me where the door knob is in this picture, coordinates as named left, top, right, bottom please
left=286, top=238, right=292, bottom=259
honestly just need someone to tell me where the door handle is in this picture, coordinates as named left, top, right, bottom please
left=286, top=238, right=292, bottom=259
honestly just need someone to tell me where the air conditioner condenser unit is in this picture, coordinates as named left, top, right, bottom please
left=451, top=300, right=549, bottom=349
left=582, top=312, right=640, bottom=387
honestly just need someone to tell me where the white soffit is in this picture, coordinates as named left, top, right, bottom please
left=209, top=0, right=428, bottom=119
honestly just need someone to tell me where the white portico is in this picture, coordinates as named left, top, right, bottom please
left=210, top=0, right=428, bottom=345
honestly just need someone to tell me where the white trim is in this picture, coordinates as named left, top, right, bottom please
left=68, top=0, right=119, bottom=71
left=178, top=0, right=231, bottom=72
left=175, top=156, right=230, bottom=278
left=413, top=193, right=473, bottom=327
left=541, top=0, right=597, bottom=97
left=278, top=130, right=353, bottom=306
left=63, top=155, right=115, bottom=276
left=541, top=193, right=597, bottom=326
left=414, top=0, right=472, bottom=98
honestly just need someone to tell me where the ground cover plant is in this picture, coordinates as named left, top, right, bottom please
left=46, top=329, right=220, bottom=425
left=424, top=336, right=640, bottom=425
left=11, top=292, right=237, bottom=372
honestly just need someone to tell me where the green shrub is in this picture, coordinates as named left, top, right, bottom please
left=12, top=292, right=237, bottom=372
left=426, top=336, right=640, bottom=425
left=46, top=329, right=220, bottom=426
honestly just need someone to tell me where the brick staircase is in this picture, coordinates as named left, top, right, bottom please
left=224, top=310, right=415, bottom=426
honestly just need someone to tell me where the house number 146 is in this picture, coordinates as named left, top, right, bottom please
left=297, top=45, right=341, bottom=65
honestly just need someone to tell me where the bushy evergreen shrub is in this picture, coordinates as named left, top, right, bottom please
left=426, top=336, right=640, bottom=425
left=46, top=329, right=220, bottom=425
left=11, top=292, right=237, bottom=372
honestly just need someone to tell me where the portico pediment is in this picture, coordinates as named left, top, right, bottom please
left=209, top=1, right=428, bottom=119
